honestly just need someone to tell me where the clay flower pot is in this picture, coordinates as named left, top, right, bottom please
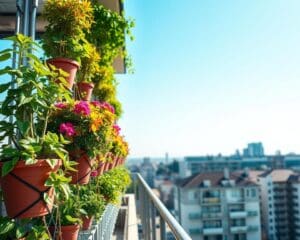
left=96, top=161, right=106, bottom=176
left=82, top=216, right=94, bottom=230
left=47, top=57, right=80, bottom=89
left=76, top=82, right=94, bottom=101
left=49, top=224, right=80, bottom=240
left=0, top=159, right=61, bottom=219
left=68, top=151, right=94, bottom=185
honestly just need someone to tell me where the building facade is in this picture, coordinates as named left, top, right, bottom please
left=174, top=170, right=261, bottom=240
left=251, top=169, right=300, bottom=240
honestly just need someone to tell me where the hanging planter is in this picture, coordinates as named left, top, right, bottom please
left=49, top=224, right=80, bottom=240
left=82, top=216, right=94, bottom=231
left=96, top=161, right=106, bottom=176
left=76, top=82, right=94, bottom=101
left=0, top=160, right=61, bottom=219
left=47, top=58, right=80, bottom=89
left=68, top=151, right=94, bottom=185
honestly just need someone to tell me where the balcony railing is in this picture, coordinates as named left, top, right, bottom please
left=202, top=212, right=223, bottom=218
left=230, top=226, right=248, bottom=233
left=202, top=227, right=223, bottom=235
left=78, top=204, right=119, bottom=240
left=133, top=173, right=192, bottom=240
left=229, top=211, right=247, bottom=218
left=202, top=197, right=221, bottom=204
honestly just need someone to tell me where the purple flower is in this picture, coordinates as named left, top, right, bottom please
left=113, top=124, right=121, bottom=134
left=100, top=102, right=115, bottom=114
left=55, top=102, right=67, bottom=109
left=73, top=101, right=90, bottom=116
left=59, top=122, right=76, bottom=137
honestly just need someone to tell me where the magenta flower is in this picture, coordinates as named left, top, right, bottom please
left=100, top=102, right=115, bottom=114
left=91, top=100, right=101, bottom=108
left=113, top=124, right=121, bottom=134
left=59, top=122, right=76, bottom=137
left=90, top=171, right=98, bottom=177
left=73, top=101, right=90, bottom=116
left=55, top=102, right=67, bottom=109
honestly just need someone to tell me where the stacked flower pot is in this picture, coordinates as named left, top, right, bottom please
left=0, top=0, right=133, bottom=239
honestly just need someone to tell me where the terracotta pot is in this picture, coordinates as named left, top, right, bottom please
left=76, top=82, right=94, bottom=101
left=82, top=216, right=94, bottom=230
left=96, top=161, right=106, bottom=176
left=0, top=160, right=61, bottom=219
left=47, top=57, right=80, bottom=89
left=68, top=152, right=94, bottom=185
left=49, top=224, right=80, bottom=240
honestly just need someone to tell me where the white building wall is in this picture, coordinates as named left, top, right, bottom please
left=258, top=174, right=276, bottom=240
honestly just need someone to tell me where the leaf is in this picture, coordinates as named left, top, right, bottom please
left=65, top=215, right=80, bottom=224
left=0, top=53, right=11, bottom=62
left=0, top=82, right=11, bottom=93
left=16, top=225, right=27, bottom=238
left=1, top=158, right=18, bottom=176
left=0, top=218, right=15, bottom=235
left=46, top=158, right=57, bottom=169
left=16, top=120, right=30, bottom=136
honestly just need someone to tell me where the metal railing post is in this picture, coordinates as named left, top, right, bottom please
left=160, top=215, right=166, bottom=240
left=135, top=173, right=192, bottom=240
left=151, top=201, right=157, bottom=240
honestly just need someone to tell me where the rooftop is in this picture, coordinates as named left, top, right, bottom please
left=177, top=171, right=257, bottom=188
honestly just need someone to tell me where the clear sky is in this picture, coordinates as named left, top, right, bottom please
left=117, top=0, right=300, bottom=158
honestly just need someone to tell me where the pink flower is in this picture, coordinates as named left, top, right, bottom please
left=100, top=102, right=115, bottom=114
left=59, top=122, right=76, bottom=137
left=55, top=102, right=67, bottom=109
left=90, top=171, right=98, bottom=177
left=73, top=101, right=90, bottom=116
left=113, top=124, right=121, bottom=134
left=91, top=100, right=101, bottom=108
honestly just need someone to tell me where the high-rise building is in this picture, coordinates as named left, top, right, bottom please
left=249, top=169, right=300, bottom=240
left=247, top=143, right=264, bottom=157
left=174, top=169, right=262, bottom=240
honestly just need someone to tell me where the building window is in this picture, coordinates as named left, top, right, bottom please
left=251, top=189, right=256, bottom=197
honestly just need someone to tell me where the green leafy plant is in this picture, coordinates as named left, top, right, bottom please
left=77, top=185, right=105, bottom=219
left=0, top=34, right=72, bottom=176
left=42, top=0, right=94, bottom=61
left=77, top=42, right=100, bottom=83
left=0, top=217, right=50, bottom=240
left=87, top=2, right=134, bottom=67
left=96, top=166, right=131, bottom=204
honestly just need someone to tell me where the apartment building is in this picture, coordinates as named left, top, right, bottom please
left=250, top=169, right=300, bottom=240
left=174, top=170, right=261, bottom=240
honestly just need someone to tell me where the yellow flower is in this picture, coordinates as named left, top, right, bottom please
left=90, top=111, right=102, bottom=132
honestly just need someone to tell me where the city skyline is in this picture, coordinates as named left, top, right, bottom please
left=117, top=0, right=300, bottom=157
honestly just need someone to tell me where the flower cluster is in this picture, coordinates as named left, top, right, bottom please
left=48, top=100, right=116, bottom=157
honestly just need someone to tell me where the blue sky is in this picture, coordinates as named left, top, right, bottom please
left=1, top=1, right=300, bottom=158
left=117, top=0, right=300, bottom=157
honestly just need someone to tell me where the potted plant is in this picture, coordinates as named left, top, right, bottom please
left=96, top=167, right=131, bottom=204
left=0, top=216, right=51, bottom=239
left=42, top=0, right=94, bottom=89
left=47, top=100, right=116, bottom=184
left=48, top=191, right=83, bottom=240
left=76, top=42, right=100, bottom=101
left=77, top=185, right=105, bottom=230
left=0, top=34, right=71, bottom=219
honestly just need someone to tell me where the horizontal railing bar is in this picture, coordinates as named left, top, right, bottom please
left=135, top=173, right=192, bottom=240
